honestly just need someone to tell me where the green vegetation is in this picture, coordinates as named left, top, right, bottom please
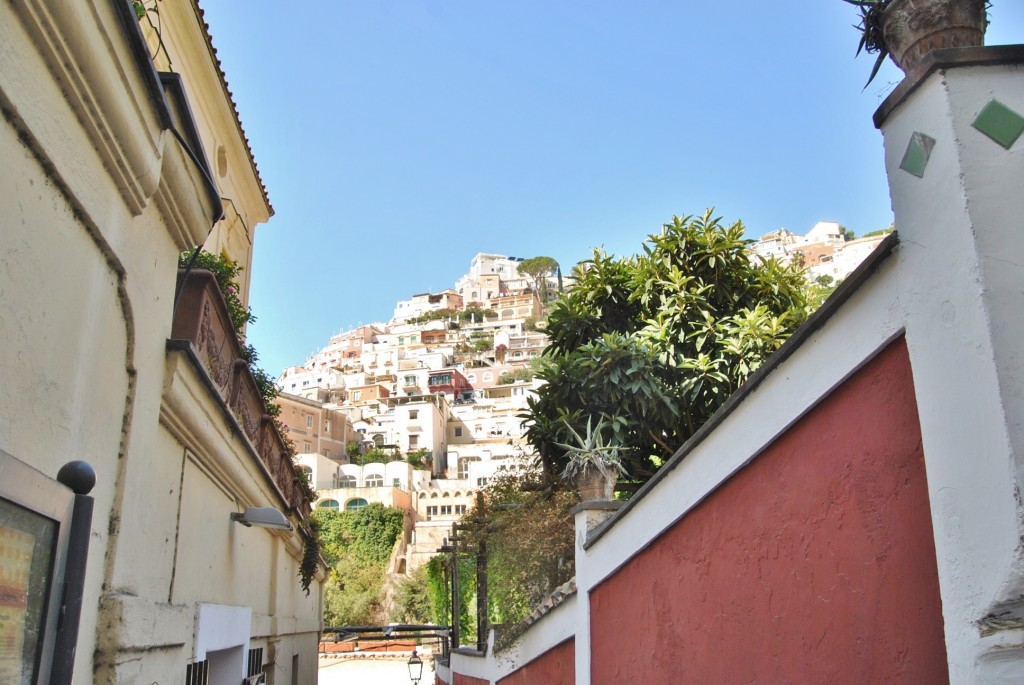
left=406, top=448, right=432, bottom=469
left=352, top=447, right=402, bottom=466
left=179, top=249, right=255, bottom=333
left=497, top=368, right=534, bottom=385
left=313, top=503, right=405, bottom=626
left=445, top=466, right=576, bottom=643
left=517, top=256, right=560, bottom=302
left=393, top=566, right=434, bottom=623
left=407, top=307, right=459, bottom=325
left=523, top=210, right=809, bottom=485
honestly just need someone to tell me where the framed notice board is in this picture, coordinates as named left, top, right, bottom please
left=0, top=449, right=75, bottom=685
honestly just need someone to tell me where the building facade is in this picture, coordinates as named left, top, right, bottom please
left=0, top=2, right=321, bottom=683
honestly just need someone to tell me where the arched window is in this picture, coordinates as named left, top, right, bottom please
left=365, top=475, right=384, bottom=487
left=345, top=498, right=368, bottom=511
left=458, top=456, right=481, bottom=480
left=337, top=475, right=357, bottom=488
left=299, top=465, right=313, bottom=477
left=317, top=499, right=340, bottom=510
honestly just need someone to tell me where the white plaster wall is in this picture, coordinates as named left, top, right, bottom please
left=879, top=62, right=1024, bottom=681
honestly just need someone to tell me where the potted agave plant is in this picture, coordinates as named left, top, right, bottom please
left=556, top=416, right=627, bottom=501
left=844, top=0, right=989, bottom=86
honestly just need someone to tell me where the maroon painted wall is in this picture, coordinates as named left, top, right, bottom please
left=497, top=638, right=575, bottom=685
left=453, top=674, right=488, bottom=685
left=590, top=337, right=948, bottom=683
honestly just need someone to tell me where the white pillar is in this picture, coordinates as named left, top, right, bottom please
left=572, top=501, right=621, bottom=685
left=876, top=45, right=1024, bottom=683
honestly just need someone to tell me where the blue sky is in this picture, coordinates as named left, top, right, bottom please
left=200, top=0, right=1023, bottom=377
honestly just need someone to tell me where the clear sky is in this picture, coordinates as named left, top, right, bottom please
left=200, top=0, right=1023, bottom=377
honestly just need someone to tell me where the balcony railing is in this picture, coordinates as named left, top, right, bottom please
left=171, top=269, right=311, bottom=515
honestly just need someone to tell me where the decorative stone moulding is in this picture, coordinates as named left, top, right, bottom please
left=883, top=0, right=987, bottom=75
left=172, top=269, right=311, bottom=515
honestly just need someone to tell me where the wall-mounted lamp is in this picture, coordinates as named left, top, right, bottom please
left=230, top=507, right=293, bottom=531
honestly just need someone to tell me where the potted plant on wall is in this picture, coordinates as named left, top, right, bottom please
left=844, top=0, right=989, bottom=86
left=556, top=416, right=627, bottom=501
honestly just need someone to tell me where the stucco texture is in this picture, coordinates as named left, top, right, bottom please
left=589, top=336, right=948, bottom=683
left=497, top=638, right=574, bottom=685
left=453, top=674, right=489, bottom=685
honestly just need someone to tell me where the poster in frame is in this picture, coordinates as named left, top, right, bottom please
left=0, top=450, right=75, bottom=685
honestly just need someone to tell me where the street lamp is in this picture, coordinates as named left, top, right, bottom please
left=407, top=650, right=423, bottom=684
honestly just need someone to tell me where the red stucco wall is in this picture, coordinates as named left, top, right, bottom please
left=590, top=337, right=948, bottom=683
left=453, top=674, right=488, bottom=685
left=497, top=638, right=575, bottom=685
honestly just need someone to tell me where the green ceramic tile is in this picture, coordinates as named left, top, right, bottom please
left=900, top=132, right=935, bottom=178
left=972, top=100, right=1024, bottom=150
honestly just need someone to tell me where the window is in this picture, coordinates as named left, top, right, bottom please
left=458, top=456, right=480, bottom=479
left=426, top=505, right=438, bottom=519
left=186, top=660, right=209, bottom=685
left=477, top=477, right=488, bottom=487
left=352, top=390, right=362, bottom=401
left=456, top=504, right=467, bottom=515
left=405, top=375, right=417, bottom=386
left=247, top=648, right=265, bottom=682
left=365, top=475, right=384, bottom=487
left=429, top=374, right=452, bottom=386
left=409, top=435, right=419, bottom=448
left=454, top=427, right=463, bottom=438
left=337, top=475, right=357, bottom=488
left=393, top=478, right=401, bottom=488
left=409, top=410, right=419, bottom=420
left=440, top=505, right=452, bottom=515
left=483, top=373, right=493, bottom=382
left=303, top=442, right=311, bottom=453
left=322, top=449, right=330, bottom=458
left=345, top=498, right=368, bottom=511
left=306, top=415, right=313, bottom=428
left=318, top=499, right=340, bottom=510
left=324, top=420, right=331, bottom=432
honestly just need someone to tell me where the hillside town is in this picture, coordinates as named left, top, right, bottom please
left=4, top=1, right=1023, bottom=684
left=280, top=231, right=886, bottom=582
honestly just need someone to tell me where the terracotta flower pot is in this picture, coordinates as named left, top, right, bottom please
left=883, top=0, right=987, bottom=74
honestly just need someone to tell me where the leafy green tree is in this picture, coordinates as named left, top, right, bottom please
left=839, top=225, right=857, bottom=242
left=524, top=210, right=809, bottom=483
left=517, top=256, right=559, bottom=302
left=313, top=504, right=405, bottom=626
left=393, top=566, right=435, bottom=623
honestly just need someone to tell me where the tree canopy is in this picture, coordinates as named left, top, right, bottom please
left=523, top=210, right=810, bottom=484
left=313, top=503, right=405, bottom=626
left=517, top=256, right=559, bottom=302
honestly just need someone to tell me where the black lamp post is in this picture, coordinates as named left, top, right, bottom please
left=407, top=650, right=423, bottom=684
